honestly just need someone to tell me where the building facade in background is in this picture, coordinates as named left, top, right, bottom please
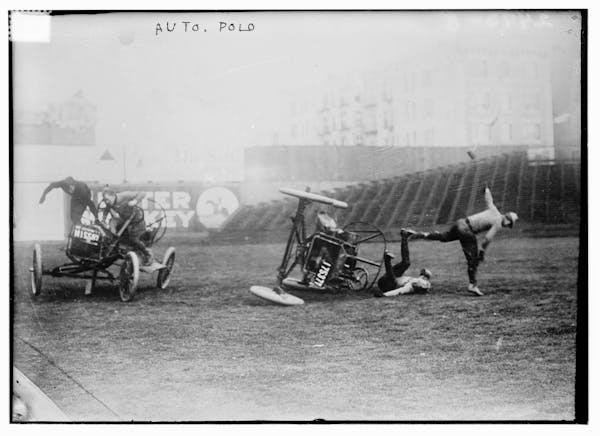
left=275, top=42, right=557, bottom=151
left=550, top=43, right=582, bottom=161
left=14, top=90, right=97, bottom=147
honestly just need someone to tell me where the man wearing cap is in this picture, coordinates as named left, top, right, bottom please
left=101, top=187, right=163, bottom=271
left=374, top=229, right=432, bottom=297
left=410, top=184, right=518, bottom=296
left=39, top=176, right=98, bottom=225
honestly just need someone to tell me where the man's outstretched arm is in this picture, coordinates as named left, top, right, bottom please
left=39, top=180, right=65, bottom=203
left=383, top=282, right=413, bottom=297
left=484, top=183, right=495, bottom=209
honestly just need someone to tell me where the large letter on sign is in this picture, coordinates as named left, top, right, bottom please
left=154, top=191, right=171, bottom=209
left=172, top=191, right=191, bottom=209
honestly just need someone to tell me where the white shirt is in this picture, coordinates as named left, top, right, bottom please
left=466, top=188, right=503, bottom=242
left=383, top=276, right=431, bottom=296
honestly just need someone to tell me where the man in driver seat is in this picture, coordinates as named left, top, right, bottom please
left=374, top=229, right=432, bottom=297
left=101, top=187, right=164, bottom=271
left=316, top=210, right=352, bottom=241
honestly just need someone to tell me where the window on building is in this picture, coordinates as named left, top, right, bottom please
left=424, top=99, right=434, bottom=118
left=499, top=60, right=510, bottom=78
left=501, top=93, right=512, bottom=111
left=468, top=92, right=490, bottom=111
left=524, top=123, right=541, bottom=142
left=319, top=116, right=328, bottom=134
left=383, top=109, right=394, bottom=129
left=341, top=109, right=348, bottom=129
left=469, top=123, right=491, bottom=145
left=480, top=124, right=492, bottom=144
left=409, top=101, right=417, bottom=120
left=412, top=131, right=417, bottom=146
left=383, top=81, right=393, bottom=101
left=470, top=59, right=488, bottom=78
left=364, top=109, right=377, bottom=132
left=424, top=129, right=434, bottom=146
left=529, top=62, right=539, bottom=78
left=355, top=113, right=362, bottom=128
left=524, top=93, right=542, bottom=111
left=501, top=123, right=513, bottom=143
left=422, top=70, right=433, bottom=87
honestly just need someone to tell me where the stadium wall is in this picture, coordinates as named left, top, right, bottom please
left=243, top=144, right=533, bottom=204
left=220, top=152, right=581, bottom=243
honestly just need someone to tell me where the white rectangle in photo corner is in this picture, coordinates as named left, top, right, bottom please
left=10, top=12, right=51, bottom=43
left=13, top=183, right=65, bottom=241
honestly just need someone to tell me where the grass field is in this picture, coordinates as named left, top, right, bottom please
left=12, top=236, right=579, bottom=421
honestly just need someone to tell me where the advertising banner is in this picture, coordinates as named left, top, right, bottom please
left=90, top=183, right=241, bottom=232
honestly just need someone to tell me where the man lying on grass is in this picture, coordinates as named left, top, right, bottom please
left=374, top=229, right=432, bottom=297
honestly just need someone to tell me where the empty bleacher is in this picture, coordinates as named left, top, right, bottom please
left=219, top=152, right=581, bottom=241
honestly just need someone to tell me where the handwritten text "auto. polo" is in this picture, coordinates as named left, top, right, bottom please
left=155, top=21, right=255, bottom=36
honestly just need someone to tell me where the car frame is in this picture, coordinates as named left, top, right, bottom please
left=30, top=199, right=176, bottom=302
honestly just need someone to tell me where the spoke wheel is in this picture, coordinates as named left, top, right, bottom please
left=346, top=266, right=369, bottom=292
left=156, top=247, right=176, bottom=289
left=341, top=221, right=387, bottom=293
left=119, top=251, right=139, bottom=302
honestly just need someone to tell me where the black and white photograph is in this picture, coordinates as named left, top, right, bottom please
left=9, top=8, right=586, bottom=423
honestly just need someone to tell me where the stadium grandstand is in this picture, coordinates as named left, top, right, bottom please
left=218, top=151, right=581, bottom=242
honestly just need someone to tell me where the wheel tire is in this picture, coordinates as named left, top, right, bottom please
left=156, top=247, right=176, bottom=290
left=342, top=221, right=387, bottom=293
left=31, top=243, right=42, bottom=297
left=119, top=251, right=139, bottom=302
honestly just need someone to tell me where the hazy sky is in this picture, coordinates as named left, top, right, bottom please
left=12, top=11, right=581, bottom=179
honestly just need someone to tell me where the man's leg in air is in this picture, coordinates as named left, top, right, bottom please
left=376, top=232, right=411, bottom=296
left=411, top=223, right=461, bottom=243
left=392, top=232, right=411, bottom=277
left=376, top=251, right=398, bottom=295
